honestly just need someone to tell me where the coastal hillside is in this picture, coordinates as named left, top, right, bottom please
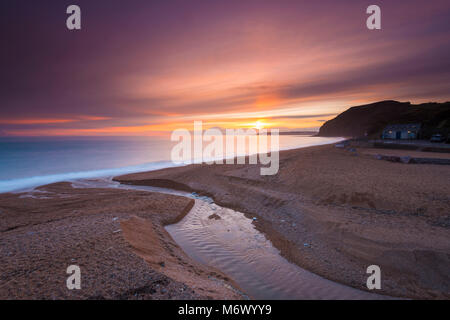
left=318, top=100, right=450, bottom=138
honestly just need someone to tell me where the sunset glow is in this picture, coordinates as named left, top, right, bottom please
left=254, top=121, right=265, bottom=130
left=1, top=1, right=450, bottom=137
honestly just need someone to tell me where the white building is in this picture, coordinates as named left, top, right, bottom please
left=382, top=123, right=421, bottom=140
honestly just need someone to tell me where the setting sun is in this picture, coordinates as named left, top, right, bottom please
left=254, top=120, right=264, bottom=130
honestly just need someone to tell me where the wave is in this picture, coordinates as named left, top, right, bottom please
left=0, top=161, right=181, bottom=194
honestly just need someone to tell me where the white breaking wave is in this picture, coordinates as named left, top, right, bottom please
left=0, top=161, right=180, bottom=194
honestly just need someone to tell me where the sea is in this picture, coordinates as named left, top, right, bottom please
left=0, top=135, right=343, bottom=193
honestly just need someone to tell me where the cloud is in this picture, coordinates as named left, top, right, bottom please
left=268, top=113, right=337, bottom=120
left=1, top=1, right=450, bottom=135
left=0, top=116, right=111, bottom=125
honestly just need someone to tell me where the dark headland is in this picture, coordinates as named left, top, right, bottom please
left=318, top=100, right=450, bottom=139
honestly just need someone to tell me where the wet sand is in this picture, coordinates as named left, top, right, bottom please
left=92, top=180, right=387, bottom=299
left=116, top=143, right=450, bottom=299
left=74, top=180, right=387, bottom=299
left=166, top=199, right=387, bottom=299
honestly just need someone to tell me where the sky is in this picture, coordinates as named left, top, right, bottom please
left=1, top=0, right=450, bottom=136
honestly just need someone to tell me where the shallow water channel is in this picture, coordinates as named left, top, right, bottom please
left=73, top=178, right=387, bottom=300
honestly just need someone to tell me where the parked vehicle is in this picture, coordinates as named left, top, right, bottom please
left=430, top=134, right=445, bottom=143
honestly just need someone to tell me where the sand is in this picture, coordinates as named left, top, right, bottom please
left=116, top=143, right=450, bottom=299
left=0, top=182, right=243, bottom=300
left=166, top=198, right=388, bottom=299
left=360, top=148, right=450, bottom=159
left=1, top=142, right=449, bottom=300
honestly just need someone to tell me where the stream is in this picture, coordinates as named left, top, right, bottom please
left=72, top=178, right=388, bottom=300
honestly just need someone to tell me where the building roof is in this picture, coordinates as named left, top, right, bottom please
left=383, top=123, right=421, bottom=131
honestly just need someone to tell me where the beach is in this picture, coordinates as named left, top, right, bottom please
left=3, top=0, right=450, bottom=306
left=1, top=142, right=449, bottom=299
left=0, top=182, right=243, bottom=299
left=116, top=143, right=450, bottom=299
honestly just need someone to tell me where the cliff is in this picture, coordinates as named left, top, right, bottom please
left=318, top=100, right=450, bottom=138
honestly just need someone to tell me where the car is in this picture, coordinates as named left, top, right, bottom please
left=430, top=134, right=445, bottom=143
